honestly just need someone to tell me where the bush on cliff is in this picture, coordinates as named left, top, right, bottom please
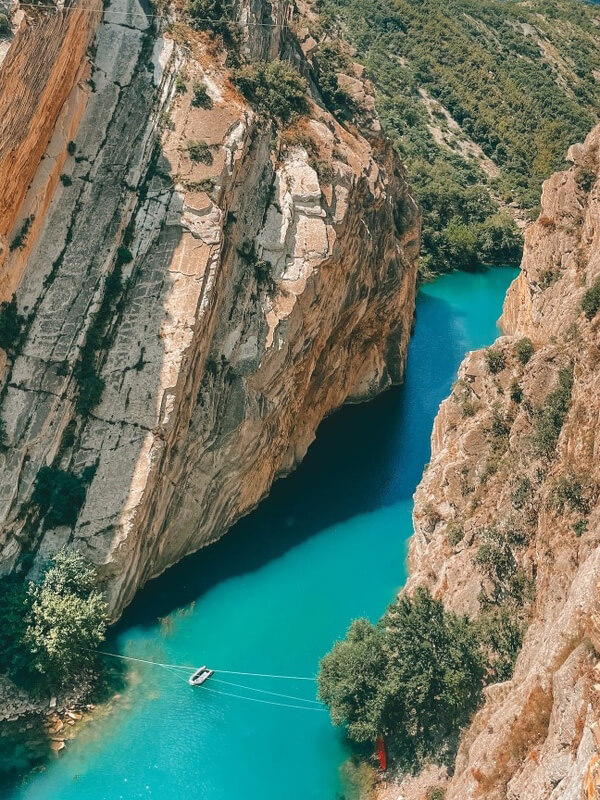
left=581, top=277, right=600, bottom=320
left=233, top=61, right=308, bottom=124
left=533, top=367, right=574, bottom=456
left=318, top=588, right=485, bottom=769
left=186, top=0, right=227, bottom=31
left=514, top=337, right=534, bottom=365
left=0, top=550, right=108, bottom=688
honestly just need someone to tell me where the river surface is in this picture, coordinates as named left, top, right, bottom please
left=10, top=266, right=518, bottom=800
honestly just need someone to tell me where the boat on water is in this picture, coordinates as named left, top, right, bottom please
left=188, top=666, right=214, bottom=686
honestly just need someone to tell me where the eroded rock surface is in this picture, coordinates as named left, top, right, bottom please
left=0, top=0, right=419, bottom=616
left=391, top=126, right=600, bottom=799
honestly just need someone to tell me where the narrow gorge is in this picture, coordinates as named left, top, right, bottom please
left=3, top=0, right=600, bottom=797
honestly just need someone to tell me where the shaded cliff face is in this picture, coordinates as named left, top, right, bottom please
left=0, top=0, right=419, bottom=615
left=401, top=126, right=600, bottom=799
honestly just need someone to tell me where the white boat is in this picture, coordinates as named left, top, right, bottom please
left=188, top=666, right=214, bottom=686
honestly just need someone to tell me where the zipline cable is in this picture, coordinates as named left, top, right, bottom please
left=12, top=2, right=291, bottom=26
left=210, top=677, right=323, bottom=706
left=197, top=684, right=327, bottom=712
left=93, top=648, right=317, bottom=682
left=157, top=663, right=325, bottom=711
left=158, top=664, right=322, bottom=705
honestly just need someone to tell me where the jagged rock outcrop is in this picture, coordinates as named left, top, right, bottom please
left=0, top=0, right=419, bottom=615
left=394, top=126, right=600, bottom=799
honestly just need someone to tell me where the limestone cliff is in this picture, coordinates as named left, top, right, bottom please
left=394, top=126, right=600, bottom=799
left=0, top=0, right=419, bottom=616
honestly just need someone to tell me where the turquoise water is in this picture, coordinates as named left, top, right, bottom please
left=10, top=266, right=518, bottom=800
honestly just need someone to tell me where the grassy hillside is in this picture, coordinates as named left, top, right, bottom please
left=313, top=0, right=600, bottom=275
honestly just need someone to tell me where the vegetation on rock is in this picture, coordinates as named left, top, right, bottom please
left=514, top=337, right=534, bottom=365
left=191, top=81, right=212, bottom=109
left=9, top=215, right=33, bottom=252
left=314, top=0, right=600, bottom=275
left=312, top=42, right=354, bottom=118
left=318, top=588, right=485, bottom=770
left=485, top=346, right=505, bottom=374
left=186, top=139, right=213, bottom=164
left=581, top=276, right=600, bottom=319
left=533, top=366, right=574, bottom=456
left=186, top=0, right=228, bottom=32
left=233, top=61, right=308, bottom=124
left=0, top=551, right=107, bottom=688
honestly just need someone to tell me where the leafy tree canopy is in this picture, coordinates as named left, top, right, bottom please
left=318, top=588, right=485, bottom=770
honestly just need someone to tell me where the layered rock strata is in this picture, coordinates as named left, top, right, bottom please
left=0, top=0, right=420, bottom=615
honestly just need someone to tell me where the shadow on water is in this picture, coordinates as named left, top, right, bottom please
left=116, top=290, right=465, bottom=632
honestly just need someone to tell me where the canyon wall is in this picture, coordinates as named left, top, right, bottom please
left=397, top=126, right=600, bottom=799
left=0, top=3, right=100, bottom=296
left=0, top=0, right=420, bottom=615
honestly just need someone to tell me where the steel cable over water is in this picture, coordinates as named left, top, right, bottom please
left=93, top=648, right=317, bottom=681
left=156, top=662, right=326, bottom=711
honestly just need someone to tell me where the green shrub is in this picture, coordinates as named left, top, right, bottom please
left=67, top=140, right=76, bottom=156
left=552, top=473, right=590, bottom=513
left=191, top=81, right=212, bottom=109
left=313, top=42, right=354, bottom=117
left=233, top=61, right=308, bottom=124
left=60, top=174, right=72, bottom=187
left=0, top=580, right=33, bottom=679
left=318, top=588, right=484, bottom=769
left=533, top=367, right=573, bottom=456
left=0, top=13, right=10, bottom=35
left=31, top=467, right=88, bottom=528
left=253, top=259, right=275, bottom=293
left=186, top=0, right=228, bottom=32
left=187, top=139, right=213, bottom=165
left=581, top=277, right=600, bottom=319
left=428, top=788, right=446, bottom=800
left=0, top=297, right=26, bottom=356
left=175, top=73, right=187, bottom=94
left=510, top=380, right=523, bottom=404
left=573, top=518, right=588, bottom=537
left=575, top=166, right=595, bottom=193
left=447, top=520, right=464, bottom=547
left=539, top=268, right=559, bottom=289
left=475, top=527, right=532, bottom=606
left=476, top=607, right=522, bottom=682
left=0, top=551, right=108, bottom=688
left=511, top=477, right=532, bottom=509
left=116, top=245, right=133, bottom=264
left=515, top=337, right=534, bottom=365
left=485, top=347, right=505, bottom=374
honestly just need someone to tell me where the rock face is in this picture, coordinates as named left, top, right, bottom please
left=0, top=0, right=419, bottom=616
left=401, top=125, right=600, bottom=799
